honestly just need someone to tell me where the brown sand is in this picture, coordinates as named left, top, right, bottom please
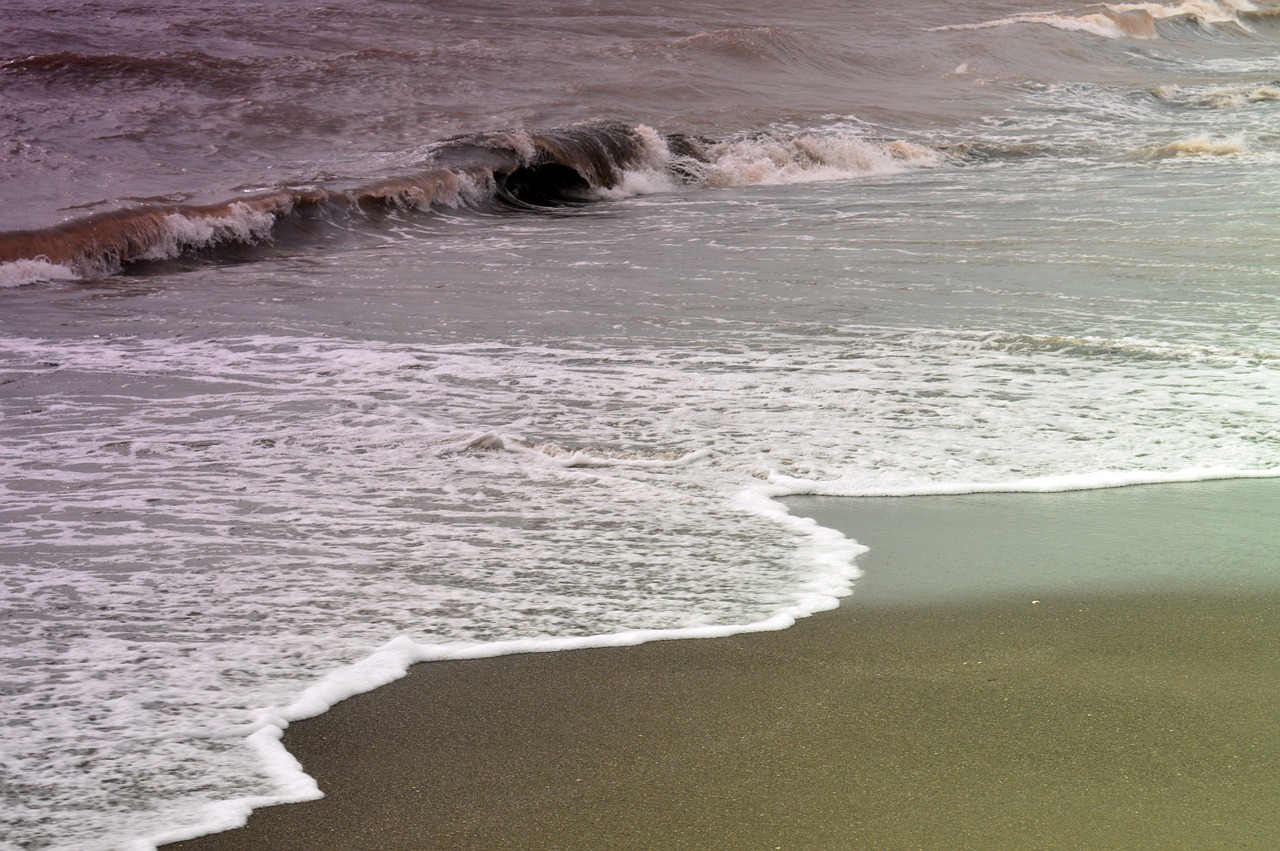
left=167, top=485, right=1280, bottom=850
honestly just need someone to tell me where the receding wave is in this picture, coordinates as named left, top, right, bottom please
left=0, top=123, right=941, bottom=286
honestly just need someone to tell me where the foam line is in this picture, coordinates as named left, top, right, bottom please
left=769, top=465, right=1280, bottom=498
left=133, top=481, right=866, bottom=850
left=139, top=461, right=1280, bottom=848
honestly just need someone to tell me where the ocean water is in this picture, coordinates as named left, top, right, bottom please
left=3, top=1, right=1280, bottom=848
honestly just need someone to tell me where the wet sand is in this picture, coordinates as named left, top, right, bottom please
left=168, top=481, right=1280, bottom=850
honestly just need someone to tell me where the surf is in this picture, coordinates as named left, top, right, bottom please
left=0, top=122, right=942, bottom=286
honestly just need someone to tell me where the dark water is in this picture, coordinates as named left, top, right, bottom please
left=3, top=2, right=1280, bottom=848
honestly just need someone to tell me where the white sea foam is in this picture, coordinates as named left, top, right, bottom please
left=4, top=325, right=1279, bottom=848
left=934, top=0, right=1256, bottom=39
left=141, top=496, right=865, bottom=850
left=6, top=0, right=1280, bottom=845
left=1151, top=81, right=1280, bottom=109
left=0, top=258, right=80, bottom=287
left=583, top=124, right=935, bottom=200
left=933, top=12, right=1151, bottom=39
left=1108, top=0, right=1255, bottom=25
left=1147, top=132, right=1247, bottom=157
left=582, top=125, right=679, bottom=200
left=139, top=202, right=279, bottom=261
left=691, top=130, right=939, bottom=188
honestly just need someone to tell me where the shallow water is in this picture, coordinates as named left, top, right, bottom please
left=3, top=1, right=1280, bottom=848
left=791, top=479, right=1280, bottom=605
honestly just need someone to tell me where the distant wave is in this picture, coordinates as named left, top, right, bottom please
left=0, top=123, right=941, bottom=286
left=621, top=24, right=845, bottom=71
left=671, top=26, right=813, bottom=62
left=933, top=9, right=1156, bottom=39
left=0, top=125, right=657, bottom=284
left=0, top=50, right=253, bottom=90
left=933, top=0, right=1260, bottom=40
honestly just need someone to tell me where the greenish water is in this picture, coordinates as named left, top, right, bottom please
left=789, top=478, right=1280, bottom=605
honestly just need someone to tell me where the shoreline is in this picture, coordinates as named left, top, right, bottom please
left=165, top=481, right=1280, bottom=850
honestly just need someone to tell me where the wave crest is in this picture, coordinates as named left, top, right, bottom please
left=0, top=50, right=252, bottom=91
left=671, top=26, right=816, bottom=63
left=934, top=9, right=1157, bottom=39
left=934, top=1, right=1259, bottom=39
left=1143, top=133, right=1247, bottom=157
left=0, top=123, right=940, bottom=285
left=1108, top=0, right=1257, bottom=25
left=671, top=130, right=940, bottom=189
left=1152, top=81, right=1280, bottom=108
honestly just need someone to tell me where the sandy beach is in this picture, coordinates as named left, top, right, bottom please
left=167, top=481, right=1280, bottom=850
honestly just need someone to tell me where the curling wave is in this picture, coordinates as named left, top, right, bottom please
left=0, top=123, right=940, bottom=286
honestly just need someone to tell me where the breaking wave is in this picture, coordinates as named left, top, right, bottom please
left=934, top=9, right=1158, bottom=39
left=1142, top=132, right=1247, bottom=157
left=1151, top=81, right=1280, bottom=107
left=674, top=130, right=938, bottom=188
left=0, top=123, right=941, bottom=286
left=935, top=0, right=1258, bottom=39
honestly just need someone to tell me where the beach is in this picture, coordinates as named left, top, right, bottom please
left=6, top=3, right=1280, bottom=846
left=168, top=481, right=1280, bottom=850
